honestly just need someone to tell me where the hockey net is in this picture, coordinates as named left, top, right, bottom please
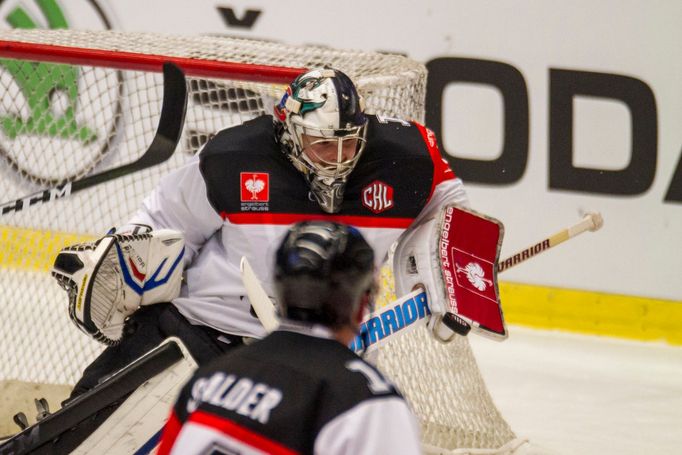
left=0, top=29, right=518, bottom=452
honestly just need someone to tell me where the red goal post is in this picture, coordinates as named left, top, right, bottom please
left=0, top=32, right=305, bottom=83
left=0, top=29, right=520, bottom=453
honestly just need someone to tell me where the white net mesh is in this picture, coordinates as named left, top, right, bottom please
left=375, top=267, right=518, bottom=451
left=0, top=29, right=516, bottom=452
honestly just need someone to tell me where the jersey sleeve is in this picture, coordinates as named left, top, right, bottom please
left=128, top=154, right=223, bottom=266
left=409, top=122, right=469, bottom=223
left=413, top=122, right=455, bottom=191
left=314, top=397, right=422, bottom=455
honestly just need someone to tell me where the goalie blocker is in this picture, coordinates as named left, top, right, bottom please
left=393, top=205, right=507, bottom=341
left=52, top=226, right=185, bottom=345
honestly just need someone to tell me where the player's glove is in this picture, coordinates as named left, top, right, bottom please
left=51, top=227, right=185, bottom=345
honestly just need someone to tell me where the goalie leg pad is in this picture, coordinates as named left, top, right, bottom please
left=71, top=303, right=241, bottom=397
left=0, top=338, right=196, bottom=455
left=72, top=337, right=197, bottom=454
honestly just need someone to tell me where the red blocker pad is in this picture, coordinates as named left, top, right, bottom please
left=439, top=206, right=507, bottom=338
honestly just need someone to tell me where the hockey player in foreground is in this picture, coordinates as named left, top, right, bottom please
left=157, top=221, right=422, bottom=454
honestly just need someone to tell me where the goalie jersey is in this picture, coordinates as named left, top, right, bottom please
left=129, top=114, right=467, bottom=338
left=157, top=326, right=422, bottom=454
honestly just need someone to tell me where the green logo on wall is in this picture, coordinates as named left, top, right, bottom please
left=0, top=0, right=96, bottom=143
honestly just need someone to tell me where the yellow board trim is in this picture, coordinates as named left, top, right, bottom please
left=0, top=225, right=95, bottom=272
left=2, top=226, right=680, bottom=346
left=500, top=281, right=682, bottom=346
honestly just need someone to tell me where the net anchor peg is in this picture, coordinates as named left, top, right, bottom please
left=12, top=412, right=29, bottom=431
left=35, top=397, right=51, bottom=421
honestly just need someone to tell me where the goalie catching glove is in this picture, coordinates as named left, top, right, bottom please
left=51, top=227, right=185, bottom=345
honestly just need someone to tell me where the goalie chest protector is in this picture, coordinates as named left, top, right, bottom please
left=198, top=114, right=454, bottom=221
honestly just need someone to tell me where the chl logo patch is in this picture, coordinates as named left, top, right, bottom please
left=362, top=180, right=394, bottom=214
left=241, top=172, right=269, bottom=202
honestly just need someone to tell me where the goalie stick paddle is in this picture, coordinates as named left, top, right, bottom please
left=0, top=62, right=188, bottom=217
left=240, top=256, right=280, bottom=333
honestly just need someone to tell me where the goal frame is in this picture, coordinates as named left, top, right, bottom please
left=0, top=29, right=519, bottom=453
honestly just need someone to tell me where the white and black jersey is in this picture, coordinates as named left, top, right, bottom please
left=158, top=325, right=422, bottom=455
left=129, top=114, right=468, bottom=338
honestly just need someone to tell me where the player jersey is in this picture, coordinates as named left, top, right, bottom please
left=157, top=325, right=422, bottom=454
left=129, top=114, right=467, bottom=338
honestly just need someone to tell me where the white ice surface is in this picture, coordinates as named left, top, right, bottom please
left=468, top=326, right=682, bottom=455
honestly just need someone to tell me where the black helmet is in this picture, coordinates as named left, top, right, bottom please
left=274, top=221, right=375, bottom=328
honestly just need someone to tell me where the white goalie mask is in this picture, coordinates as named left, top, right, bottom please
left=274, top=68, right=368, bottom=213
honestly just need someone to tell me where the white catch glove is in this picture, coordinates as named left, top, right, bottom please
left=52, top=228, right=185, bottom=345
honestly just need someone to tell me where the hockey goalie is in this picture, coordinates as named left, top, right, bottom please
left=0, top=67, right=509, bottom=454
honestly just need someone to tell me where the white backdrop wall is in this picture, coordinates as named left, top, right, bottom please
left=2, top=0, right=679, bottom=301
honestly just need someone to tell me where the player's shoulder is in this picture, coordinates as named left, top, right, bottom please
left=200, top=114, right=276, bottom=160
left=365, top=114, right=435, bottom=160
left=309, top=339, right=405, bottom=422
left=255, top=331, right=400, bottom=400
left=298, top=334, right=400, bottom=400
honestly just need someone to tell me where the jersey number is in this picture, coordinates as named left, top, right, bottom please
left=345, top=360, right=392, bottom=394
left=376, top=114, right=411, bottom=127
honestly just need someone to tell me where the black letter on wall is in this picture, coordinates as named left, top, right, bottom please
left=664, top=146, right=682, bottom=203
left=217, top=7, right=261, bottom=29
left=549, top=69, right=657, bottom=195
left=426, top=58, right=529, bottom=185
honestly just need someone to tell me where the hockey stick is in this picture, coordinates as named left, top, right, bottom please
left=241, top=257, right=280, bottom=332
left=497, top=212, right=603, bottom=272
left=438, top=211, right=605, bottom=338
left=241, top=212, right=604, bottom=347
left=0, top=338, right=191, bottom=454
left=0, top=62, right=188, bottom=217
left=241, top=256, right=429, bottom=352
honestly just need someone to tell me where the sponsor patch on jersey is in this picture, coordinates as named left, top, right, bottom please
left=361, top=180, right=394, bottom=214
left=240, top=172, right=270, bottom=211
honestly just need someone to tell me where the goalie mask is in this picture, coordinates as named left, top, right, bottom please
left=274, top=221, right=376, bottom=328
left=274, top=68, right=368, bottom=213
